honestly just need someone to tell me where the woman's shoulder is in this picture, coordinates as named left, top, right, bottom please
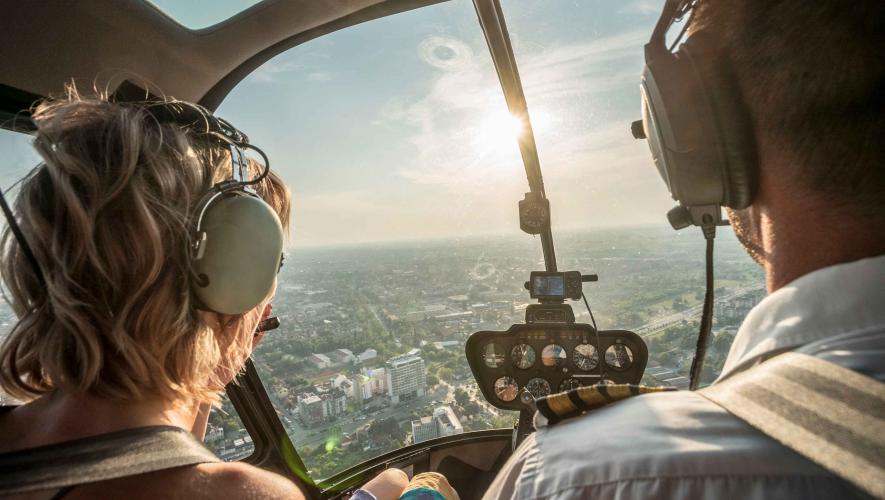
left=65, top=461, right=305, bottom=500
left=193, top=461, right=306, bottom=499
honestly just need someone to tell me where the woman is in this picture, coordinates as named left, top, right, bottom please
left=0, top=88, right=408, bottom=499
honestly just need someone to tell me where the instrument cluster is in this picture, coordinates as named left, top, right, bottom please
left=466, top=324, right=648, bottom=411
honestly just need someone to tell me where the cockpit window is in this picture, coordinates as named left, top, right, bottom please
left=218, top=0, right=527, bottom=480
left=206, top=394, right=255, bottom=461
left=0, top=128, right=39, bottom=199
left=146, top=0, right=264, bottom=29
left=211, top=0, right=765, bottom=480
left=500, top=0, right=765, bottom=384
left=0, top=129, right=40, bottom=403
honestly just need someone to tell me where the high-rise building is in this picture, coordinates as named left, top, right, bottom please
left=411, top=405, right=464, bottom=444
left=386, top=349, right=426, bottom=404
left=411, top=416, right=437, bottom=444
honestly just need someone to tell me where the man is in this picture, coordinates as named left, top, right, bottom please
left=483, top=1, right=884, bottom=498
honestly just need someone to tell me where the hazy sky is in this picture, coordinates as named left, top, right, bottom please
left=4, top=0, right=674, bottom=248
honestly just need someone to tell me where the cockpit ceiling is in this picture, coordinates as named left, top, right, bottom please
left=0, top=0, right=444, bottom=108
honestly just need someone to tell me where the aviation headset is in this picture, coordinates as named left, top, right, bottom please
left=633, top=0, right=758, bottom=232
left=155, top=101, right=285, bottom=315
left=631, top=0, right=760, bottom=389
left=0, top=99, right=284, bottom=316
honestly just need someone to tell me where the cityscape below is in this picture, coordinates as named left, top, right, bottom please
left=0, top=225, right=766, bottom=480
left=202, top=225, right=765, bottom=477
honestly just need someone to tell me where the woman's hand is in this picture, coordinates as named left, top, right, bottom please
left=360, top=469, right=409, bottom=500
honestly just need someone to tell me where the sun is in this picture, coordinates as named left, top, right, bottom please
left=474, top=110, right=526, bottom=154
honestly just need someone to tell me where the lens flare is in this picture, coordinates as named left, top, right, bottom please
left=474, top=110, right=525, bottom=151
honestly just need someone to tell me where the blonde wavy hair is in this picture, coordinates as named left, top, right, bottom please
left=0, top=87, right=290, bottom=405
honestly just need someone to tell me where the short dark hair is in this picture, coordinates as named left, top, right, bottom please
left=696, top=0, right=885, bottom=217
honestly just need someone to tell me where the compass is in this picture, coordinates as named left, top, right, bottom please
left=519, top=192, right=550, bottom=235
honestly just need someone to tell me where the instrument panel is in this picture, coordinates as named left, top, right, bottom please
left=466, top=324, right=648, bottom=411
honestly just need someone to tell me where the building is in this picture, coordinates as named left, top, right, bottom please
left=319, top=386, right=347, bottom=419
left=357, top=348, right=378, bottom=364
left=411, top=405, right=464, bottom=444
left=327, top=348, right=356, bottom=365
left=331, top=374, right=356, bottom=399
left=308, top=353, right=331, bottom=369
left=355, top=375, right=373, bottom=401
left=205, top=424, right=224, bottom=445
left=356, top=367, right=387, bottom=400
left=411, top=416, right=437, bottom=444
left=433, top=406, right=463, bottom=438
left=386, top=350, right=427, bottom=404
left=432, top=340, right=461, bottom=350
left=297, top=392, right=324, bottom=426
left=297, top=386, right=348, bottom=426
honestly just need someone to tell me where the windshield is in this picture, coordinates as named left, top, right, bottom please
left=0, top=0, right=765, bottom=482
left=208, top=0, right=763, bottom=481
left=213, top=0, right=532, bottom=477
left=499, top=0, right=765, bottom=385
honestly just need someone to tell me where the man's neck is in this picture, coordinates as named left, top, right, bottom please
left=761, top=202, right=885, bottom=292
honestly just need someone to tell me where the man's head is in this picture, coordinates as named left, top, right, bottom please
left=692, top=0, right=885, bottom=286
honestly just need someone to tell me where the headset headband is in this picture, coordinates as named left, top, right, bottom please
left=132, top=100, right=272, bottom=188
left=646, top=0, right=697, bottom=61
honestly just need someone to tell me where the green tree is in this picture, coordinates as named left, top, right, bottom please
left=463, top=400, right=481, bottom=416
left=490, top=413, right=518, bottom=429
left=438, top=367, right=454, bottom=382
left=454, top=388, right=470, bottom=408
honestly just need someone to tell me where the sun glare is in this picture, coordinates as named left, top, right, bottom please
left=474, top=110, right=525, bottom=154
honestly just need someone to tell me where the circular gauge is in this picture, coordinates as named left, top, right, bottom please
left=493, top=376, right=519, bottom=402
left=573, top=344, right=599, bottom=371
left=511, top=344, right=536, bottom=370
left=483, top=342, right=506, bottom=368
left=541, top=344, right=568, bottom=367
left=605, top=343, right=634, bottom=370
left=525, top=378, right=551, bottom=399
left=559, top=378, right=582, bottom=392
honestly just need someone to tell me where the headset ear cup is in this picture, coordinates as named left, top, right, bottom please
left=682, top=32, right=758, bottom=209
left=191, top=193, right=283, bottom=314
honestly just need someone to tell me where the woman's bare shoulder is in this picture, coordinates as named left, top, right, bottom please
left=192, top=462, right=305, bottom=499
left=65, top=461, right=305, bottom=500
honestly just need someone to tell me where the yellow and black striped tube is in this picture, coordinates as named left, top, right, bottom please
left=536, top=384, right=677, bottom=425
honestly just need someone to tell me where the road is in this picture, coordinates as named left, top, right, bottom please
left=632, top=284, right=763, bottom=336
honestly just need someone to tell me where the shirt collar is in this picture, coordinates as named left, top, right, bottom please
left=717, top=254, right=885, bottom=382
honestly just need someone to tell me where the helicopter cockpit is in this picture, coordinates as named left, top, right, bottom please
left=0, top=0, right=776, bottom=498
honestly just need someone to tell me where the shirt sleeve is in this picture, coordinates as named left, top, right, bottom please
left=482, top=433, right=538, bottom=500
